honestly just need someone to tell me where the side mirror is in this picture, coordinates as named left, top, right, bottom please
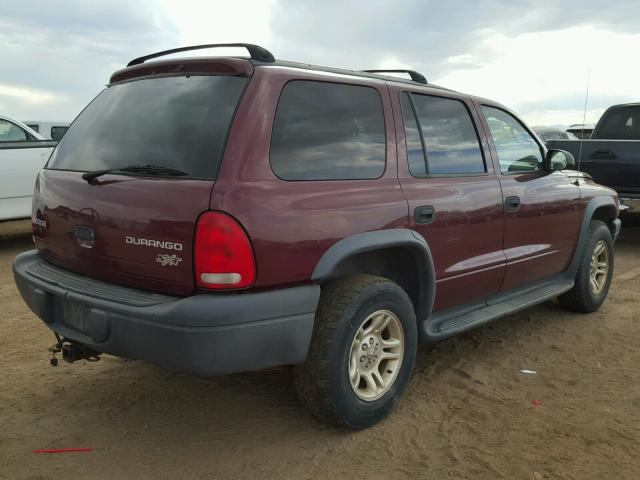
left=545, top=149, right=575, bottom=171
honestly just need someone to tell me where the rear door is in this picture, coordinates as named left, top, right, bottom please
left=478, top=104, right=582, bottom=292
left=33, top=73, right=249, bottom=295
left=392, top=88, right=505, bottom=312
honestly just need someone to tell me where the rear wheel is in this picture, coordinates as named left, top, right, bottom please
left=294, top=275, right=417, bottom=429
left=559, top=220, right=614, bottom=313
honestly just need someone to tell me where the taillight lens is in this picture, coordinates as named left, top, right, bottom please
left=194, top=211, right=256, bottom=289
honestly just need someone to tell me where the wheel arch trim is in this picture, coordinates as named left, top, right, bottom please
left=311, top=228, right=436, bottom=321
left=568, top=196, right=618, bottom=276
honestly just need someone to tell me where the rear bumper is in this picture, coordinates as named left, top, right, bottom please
left=13, top=250, right=320, bottom=376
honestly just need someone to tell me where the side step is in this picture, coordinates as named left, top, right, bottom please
left=422, top=279, right=574, bottom=342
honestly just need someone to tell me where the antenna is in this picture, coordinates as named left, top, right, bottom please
left=576, top=68, right=591, bottom=182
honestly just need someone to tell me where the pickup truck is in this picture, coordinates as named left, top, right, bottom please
left=548, top=103, right=640, bottom=212
left=0, top=115, right=57, bottom=221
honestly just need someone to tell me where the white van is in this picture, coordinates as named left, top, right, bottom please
left=23, top=121, right=70, bottom=141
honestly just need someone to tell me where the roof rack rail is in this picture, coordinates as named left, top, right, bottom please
left=362, top=69, right=428, bottom=84
left=127, top=43, right=275, bottom=67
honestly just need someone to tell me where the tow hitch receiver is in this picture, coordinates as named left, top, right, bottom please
left=48, top=334, right=101, bottom=366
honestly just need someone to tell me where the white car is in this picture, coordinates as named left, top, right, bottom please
left=0, top=115, right=57, bottom=221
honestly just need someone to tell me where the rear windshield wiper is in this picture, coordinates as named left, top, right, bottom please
left=82, top=164, right=189, bottom=184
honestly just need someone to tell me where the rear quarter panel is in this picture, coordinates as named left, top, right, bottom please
left=211, top=67, right=410, bottom=289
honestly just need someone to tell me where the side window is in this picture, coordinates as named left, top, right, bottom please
left=0, top=119, right=28, bottom=142
left=404, top=93, right=485, bottom=176
left=400, top=93, right=427, bottom=176
left=51, top=126, right=69, bottom=141
left=481, top=106, right=543, bottom=173
left=270, top=81, right=386, bottom=180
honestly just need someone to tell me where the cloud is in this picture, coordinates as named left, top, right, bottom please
left=267, top=0, right=640, bottom=126
left=0, top=83, right=60, bottom=104
left=0, top=0, right=179, bottom=121
left=1, top=0, right=639, bottom=128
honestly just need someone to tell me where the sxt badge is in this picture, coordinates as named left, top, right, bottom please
left=156, top=253, right=183, bottom=267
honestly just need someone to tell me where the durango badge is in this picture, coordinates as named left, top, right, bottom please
left=125, top=236, right=183, bottom=251
left=156, top=253, right=183, bottom=267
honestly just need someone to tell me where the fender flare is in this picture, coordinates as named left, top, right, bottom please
left=567, top=196, right=618, bottom=276
left=311, top=228, right=436, bottom=321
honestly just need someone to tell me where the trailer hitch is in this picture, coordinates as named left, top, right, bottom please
left=48, top=334, right=101, bottom=366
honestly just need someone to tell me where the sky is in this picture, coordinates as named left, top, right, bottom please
left=1, top=0, right=639, bottom=128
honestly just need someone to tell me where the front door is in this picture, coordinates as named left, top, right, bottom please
left=478, top=105, right=582, bottom=292
left=392, top=89, right=505, bottom=313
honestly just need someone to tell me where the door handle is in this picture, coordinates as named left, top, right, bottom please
left=504, top=196, right=521, bottom=212
left=591, top=150, right=616, bottom=160
left=414, top=206, right=435, bottom=224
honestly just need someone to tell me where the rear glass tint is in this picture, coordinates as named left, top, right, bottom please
left=270, top=80, right=386, bottom=180
left=47, top=75, right=248, bottom=179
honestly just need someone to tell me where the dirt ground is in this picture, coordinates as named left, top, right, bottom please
left=1, top=218, right=639, bottom=480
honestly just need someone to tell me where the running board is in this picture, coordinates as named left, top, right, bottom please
left=422, top=279, right=574, bottom=342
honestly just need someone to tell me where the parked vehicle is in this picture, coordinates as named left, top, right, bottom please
left=532, top=126, right=578, bottom=144
left=0, top=115, right=57, bottom=221
left=23, top=121, right=70, bottom=141
left=566, top=123, right=595, bottom=139
left=548, top=103, right=640, bottom=212
left=13, top=44, right=621, bottom=429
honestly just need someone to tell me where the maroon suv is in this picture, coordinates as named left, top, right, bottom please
left=14, top=43, right=621, bottom=428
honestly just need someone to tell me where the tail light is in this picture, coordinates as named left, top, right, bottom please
left=194, top=211, right=256, bottom=289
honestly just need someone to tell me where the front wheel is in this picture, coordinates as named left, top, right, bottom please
left=294, top=275, right=417, bottom=429
left=559, top=220, right=614, bottom=313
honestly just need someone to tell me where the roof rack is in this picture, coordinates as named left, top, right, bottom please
left=127, top=43, right=275, bottom=67
left=361, top=69, right=427, bottom=84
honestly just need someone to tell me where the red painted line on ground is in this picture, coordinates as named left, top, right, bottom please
left=34, top=448, right=93, bottom=454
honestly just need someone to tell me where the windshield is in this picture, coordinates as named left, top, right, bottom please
left=47, top=75, right=249, bottom=179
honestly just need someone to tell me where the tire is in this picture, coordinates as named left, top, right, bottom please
left=294, top=275, right=417, bottom=429
left=559, top=220, right=614, bottom=313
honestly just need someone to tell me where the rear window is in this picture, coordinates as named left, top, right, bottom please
left=595, top=106, right=640, bottom=140
left=270, top=80, right=386, bottom=180
left=47, top=75, right=248, bottom=179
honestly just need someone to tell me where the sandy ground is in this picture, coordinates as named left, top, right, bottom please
left=1, top=218, right=639, bottom=480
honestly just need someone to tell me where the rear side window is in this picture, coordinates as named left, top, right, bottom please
left=47, top=75, right=248, bottom=179
left=270, top=81, right=386, bottom=180
left=401, top=92, right=485, bottom=176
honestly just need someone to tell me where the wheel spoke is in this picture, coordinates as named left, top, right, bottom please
left=371, top=369, right=385, bottom=389
left=381, top=337, right=401, bottom=349
left=363, top=371, right=379, bottom=396
left=380, top=350, right=401, bottom=360
left=591, top=278, right=599, bottom=292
